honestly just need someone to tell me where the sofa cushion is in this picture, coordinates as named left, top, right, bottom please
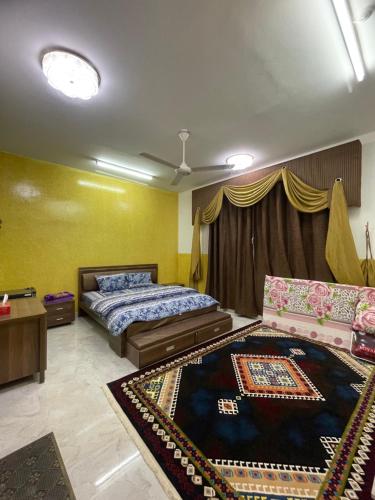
left=352, top=288, right=375, bottom=334
left=263, top=276, right=361, bottom=351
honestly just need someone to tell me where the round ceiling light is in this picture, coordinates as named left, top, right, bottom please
left=42, top=50, right=100, bottom=100
left=226, top=154, right=254, bottom=170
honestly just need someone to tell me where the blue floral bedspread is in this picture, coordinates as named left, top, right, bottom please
left=88, top=285, right=218, bottom=336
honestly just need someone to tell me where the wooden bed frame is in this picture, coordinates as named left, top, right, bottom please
left=78, top=264, right=232, bottom=367
left=78, top=264, right=159, bottom=349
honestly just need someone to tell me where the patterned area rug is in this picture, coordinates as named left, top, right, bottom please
left=0, top=433, right=75, bottom=500
left=106, top=323, right=375, bottom=499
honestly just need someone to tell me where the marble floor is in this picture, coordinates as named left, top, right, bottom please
left=0, top=312, right=254, bottom=500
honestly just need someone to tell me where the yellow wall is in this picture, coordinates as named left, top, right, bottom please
left=177, top=253, right=208, bottom=293
left=0, top=151, right=178, bottom=302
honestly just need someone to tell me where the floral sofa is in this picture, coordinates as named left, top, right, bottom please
left=263, top=275, right=375, bottom=353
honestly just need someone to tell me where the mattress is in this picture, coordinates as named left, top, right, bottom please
left=81, top=290, right=102, bottom=307
left=81, top=283, right=163, bottom=305
left=82, top=285, right=219, bottom=336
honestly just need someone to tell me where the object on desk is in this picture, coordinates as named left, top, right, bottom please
left=44, top=291, right=74, bottom=304
left=0, top=294, right=11, bottom=316
left=0, top=287, right=36, bottom=300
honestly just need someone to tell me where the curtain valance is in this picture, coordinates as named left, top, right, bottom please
left=190, top=167, right=366, bottom=287
left=201, top=168, right=329, bottom=224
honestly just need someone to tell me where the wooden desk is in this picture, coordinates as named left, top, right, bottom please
left=0, top=298, right=47, bottom=385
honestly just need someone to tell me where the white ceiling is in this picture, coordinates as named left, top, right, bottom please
left=1, top=0, right=375, bottom=192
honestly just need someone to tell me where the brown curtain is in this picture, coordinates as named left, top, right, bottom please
left=206, top=182, right=333, bottom=317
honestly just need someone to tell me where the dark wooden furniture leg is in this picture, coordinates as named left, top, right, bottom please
left=39, top=315, right=47, bottom=383
left=78, top=307, right=87, bottom=317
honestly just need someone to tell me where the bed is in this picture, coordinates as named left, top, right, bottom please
left=78, top=264, right=232, bottom=366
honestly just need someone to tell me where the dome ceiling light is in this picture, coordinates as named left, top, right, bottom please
left=226, top=154, right=254, bottom=171
left=42, top=50, right=100, bottom=100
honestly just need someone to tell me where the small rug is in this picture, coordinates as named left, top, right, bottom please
left=0, top=433, right=75, bottom=500
left=106, top=323, right=375, bottom=500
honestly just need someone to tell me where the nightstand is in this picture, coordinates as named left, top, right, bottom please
left=43, top=299, right=75, bottom=328
left=160, top=282, right=185, bottom=287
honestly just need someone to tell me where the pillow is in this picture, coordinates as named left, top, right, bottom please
left=95, top=273, right=127, bottom=293
left=124, top=272, right=152, bottom=288
left=352, top=288, right=375, bottom=334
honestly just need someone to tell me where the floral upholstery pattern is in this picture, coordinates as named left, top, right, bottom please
left=263, top=276, right=364, bottom=351
left=96, top=273, right=127, bottom=292
left=267, top=277, right=290, bottom=314
left=265, top=276, right=358, bottom=324
left=352, top=289, right=375, bottom=335
left=306, top=282, right=334, bottom=324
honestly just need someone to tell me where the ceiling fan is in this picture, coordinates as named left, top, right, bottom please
left=140, top=129, right=233, bottom=186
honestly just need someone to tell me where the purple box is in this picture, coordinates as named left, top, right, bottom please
left=44, top=292, right=74, bottom=304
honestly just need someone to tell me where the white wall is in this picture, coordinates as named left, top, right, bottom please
left=349, top=139, right=375, bottom=258
left=178, top=189, right=208, bottom=254
left=178, top=190, right=192, bottom=253
left=179, top=135, right=375, bottom=259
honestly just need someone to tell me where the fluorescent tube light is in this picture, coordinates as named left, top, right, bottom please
left=94, top=170, right=131, bottom=182
left=96, top=160, right=153, bottom=181
left=332, top=0, right=365, bottom=82
left=78, top=180, right=124, bottom=193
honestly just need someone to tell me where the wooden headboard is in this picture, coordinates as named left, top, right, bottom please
left=78, top=264, right=158, bottom=296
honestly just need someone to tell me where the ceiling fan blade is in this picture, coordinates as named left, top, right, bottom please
left=171, top=171, right=185, bottom=186
left=191, top=164, right=231, bottom=172
left=140, top=153, right=178, bottom=169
